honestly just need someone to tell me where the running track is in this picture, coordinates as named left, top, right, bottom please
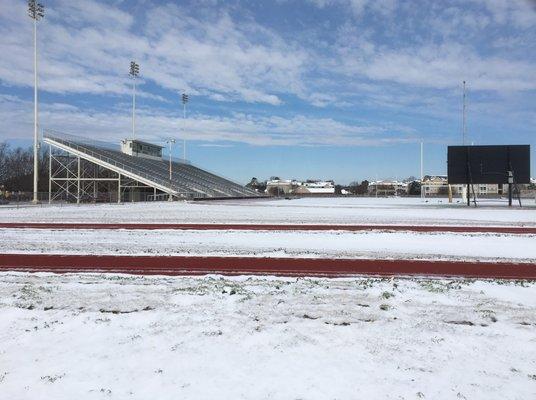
left=0, top=254, right=535, bottom=280
left=2, top=223, right=534, bottom=279
left=1, top=222, right=536, bottom=234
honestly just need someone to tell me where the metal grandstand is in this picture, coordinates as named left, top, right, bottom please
left=43, top=130, right=260, bottom=202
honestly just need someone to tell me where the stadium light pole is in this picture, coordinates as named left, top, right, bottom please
left=166, top=138, right=175, bottom=201
left=28, top=0, right=45, bottom=203
left=462, top=80, right=467, bottom=145
left=130, top=61, right=140, bottom=140
left=181, top=92, right=189, bottom=160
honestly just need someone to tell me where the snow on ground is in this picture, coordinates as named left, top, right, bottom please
left=1, top=197, right=535, bottom=399
left=0, top=272, right=535, bottom=400
left=1, top=197, right=535, bottom=226
left=2, top=228, right=536, bottom=262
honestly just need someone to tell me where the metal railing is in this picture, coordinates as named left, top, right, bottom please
left=43, top=129, right=259, bottom=198
left=44, top=130, right=194, bottom=196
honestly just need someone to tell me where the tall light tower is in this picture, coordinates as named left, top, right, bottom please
left=181, top=92, right=189, bottom=160
left=462, top=80, right=467, bottom=145
left=130, top=61, right=140, bottom=139
left=28, top=0, right=45, bottom=203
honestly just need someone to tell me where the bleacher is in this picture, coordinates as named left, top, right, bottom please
left=43, top=131, right=260, bottom=199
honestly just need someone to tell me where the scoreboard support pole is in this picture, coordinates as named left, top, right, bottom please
left=508, top=170, right=513, bottom=207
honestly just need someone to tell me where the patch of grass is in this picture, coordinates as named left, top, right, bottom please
left=381, top=291, right=395, bottom=299
left=324, top=321, right=351, bottom=326
left=355, top=278, right=384, bottom=290
left=478, top=309, right=498, bottom=323
left=40, top=374, right=65, bottom=383
left=98, top=306, right=153, bottom=314
left=493, top=279, right=532, bottom=287
left=445, top=320, right=474, bottom=326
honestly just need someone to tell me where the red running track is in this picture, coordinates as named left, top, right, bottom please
left=1, top=222, right=536, bottom=234
left=0, top=254, right=535, bottom=280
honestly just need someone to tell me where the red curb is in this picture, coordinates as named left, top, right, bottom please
left=0, top=222, right=535, bottom=234
left=0, top=254, right=534, bottom=280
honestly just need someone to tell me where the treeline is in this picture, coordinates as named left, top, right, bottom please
left=343, top=181, right=370, bottom=195
left=0, top=142, right=49, bottom=192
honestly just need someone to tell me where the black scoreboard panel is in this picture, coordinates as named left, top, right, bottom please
left=447, top=145, right=530, bottom=184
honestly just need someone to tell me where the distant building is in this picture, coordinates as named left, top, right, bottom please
left=265, top=178, right=297, bottom=195
left=265, top=178, right=335, bottom=195
left=368, top=180, right=408, bottom=196
left=520, top=178, right=536, bottom=197
left=422, top=175, right=513, bottom=196
left=421, top=175, right=449, bottom=196
left=295, top=180, right=335, bottom=194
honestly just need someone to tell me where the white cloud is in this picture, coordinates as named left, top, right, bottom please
left=306, top=0, right=396, bottom=17
left=52, top=0, right=134, bottom=29
left=0, top=94, right=416, bottom=147
left=470, top=0, right=536, bottom=29
left=0, top=0, right=534, bottom=149
left=1, top=0, right=534, bottom=104
left=334, top=40, right=536, bottom=92
left=0, top=0, right=308, bottom=104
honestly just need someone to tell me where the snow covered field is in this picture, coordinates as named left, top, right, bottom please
left=1, top=197, right=535, bottom=226
left=0, top=273, right=535, bottom=399
left=1, top=198, right=535, bottom=398
left=2, top=228, right=536, bottom=263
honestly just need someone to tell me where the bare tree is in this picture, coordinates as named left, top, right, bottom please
left=0, top=142, right=49, bottom=192
left=0, top=142, right=9, bottom=185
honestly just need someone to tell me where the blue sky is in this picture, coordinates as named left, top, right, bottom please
left=0, top=0, right=535, bottom=184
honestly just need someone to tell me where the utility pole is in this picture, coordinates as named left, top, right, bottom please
left=462, top=81, right=467, bottom=145
left=130, top=61, right=140, bottom=139
left=28, top=0, right=45, bottom=203
left=182, top=92, right=189, bottom=160
left=462, top=81, right=471, bottom=205
left=166, top=138, right=175, bottom=201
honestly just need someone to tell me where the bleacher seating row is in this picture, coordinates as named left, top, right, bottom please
left=44, top=133, right=260, bottom=199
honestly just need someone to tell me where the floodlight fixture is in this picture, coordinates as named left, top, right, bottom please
left=181, top=92, right=189, bottom=160
left=28, top=0, right=45, bottom=20
left=130, top=61, right=140, bottom=78
left=130, top=61, right=140, bottom=139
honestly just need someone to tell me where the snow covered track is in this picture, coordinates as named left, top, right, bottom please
left=2, top=198, right=535, bottom=279
left=1, top=254, right=535, bottom=280
left=1, top=222, right=536, bottom=234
